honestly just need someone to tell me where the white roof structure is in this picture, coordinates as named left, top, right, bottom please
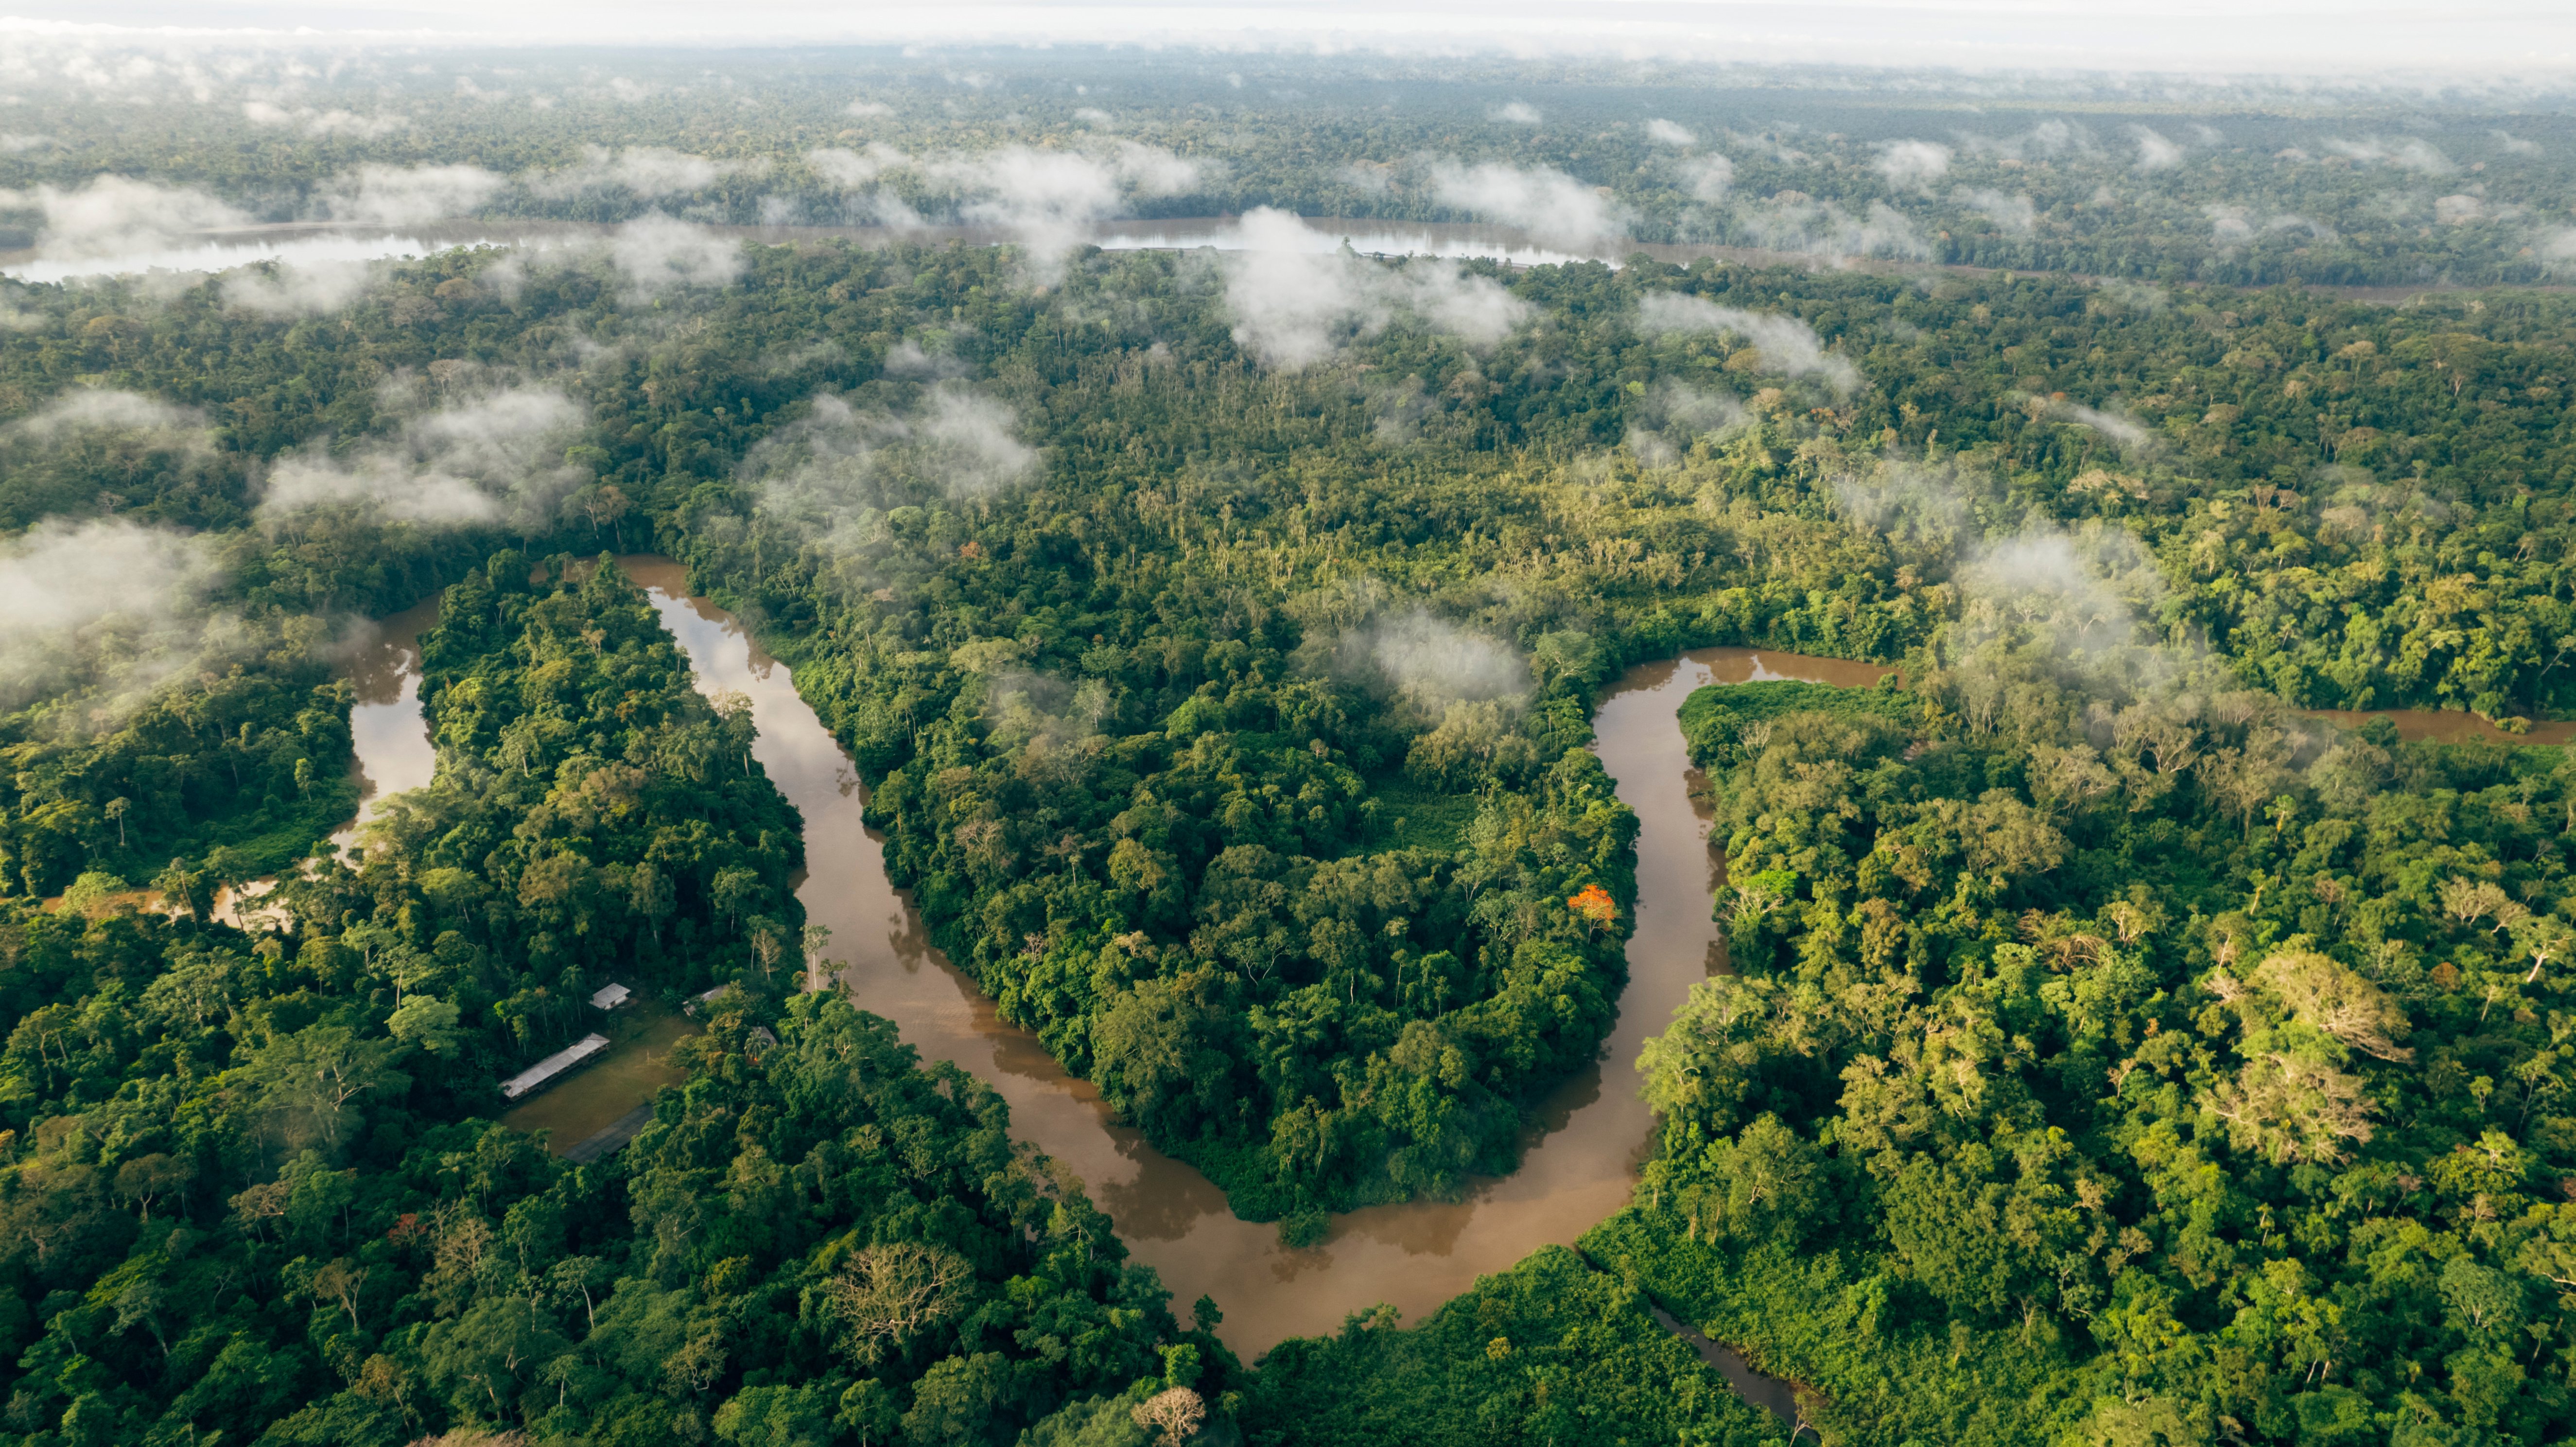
left=501, top=1034, right=611, bottom=1100
left=588, top=983, right=633, bottom=1010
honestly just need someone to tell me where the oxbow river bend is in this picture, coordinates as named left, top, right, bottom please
left=316, top=558, right=1877, bottom=1362
left=317, top=560, right=2548, bottom=1362
left=616, top=561, right=1885, bottom=1357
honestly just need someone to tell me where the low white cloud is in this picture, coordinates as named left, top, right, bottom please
left=2205, top=205, right=2336, bottom=244
left=1954, top=186, right=2036, bottom=234
left=2325, top=136, right=2454, bottom=173
left=609, top=213, right=744, bottom=294
left=1218, top=207, right=1529, bottom=369
left=846, top=98, right=894, bottom=118
left=221, top=258, right=379, bottom=316
left=2541, top=228, right=2576, bottom=275
left=1634, top=291, right=1858, bottom=391
left=2434, top=193, right=2486, bottom=225
left=1954, top=119, right=2090, bottom=161
left=1876, top=139, right=1951, bottom=190
left=0, top=388, right=222, bottom=517
left=1398, top=268, right=1532, bottom=349
left=882, top=338, right=972, bottom=379
left=8, top=388, right=203, bottom=445
left=1957, top=523, right=2180, bottom=697
left=1626, top=378, right=1747, bottom=463
left=259, top=385, right=591, bottom=529
left=0, top=518, right=229, bottom=719
left=2492, top=130, right=2541, bottom=157
left=1834, top=458, right=1974, bottom=550
left=1491, top=101, right=1542, bottom=125
left=243, top=101, right=409, bottom=140
left=2048, top=399, right=2157, bottom=455
left=1737, top=194, right=1928, bottom=261
left=1646, top=119, right=1697, bottom=148
left=1676, top=153, right=1734, bottom=203
left=1648, top=379, right=1747, bottom=434
left=530, top=145, right=761, bottom=199
left=749, top=385, right=1039, bottom=541
left=938, top=145, right=1114, bottom=253
left=7, top=176, right=246, bottom=260
left=2094, top=280, right=2170, bottom=312
left=808, top=143, right=911, bottom=189
left=928, top=141, right=1208, bottom=277
left=1363, top=609, right=1528, bottom=711
left=855, top=189, right=931, bottom=231
left=1107, top=140, right=1202, bottom=196
left=320, top=163, right=505, bottom=225
left=1337, top=161, right=1396, bottom=197
left=2133, top=126, right=2186, bottom=171
left=1428, top=160, right=1630, bottom=253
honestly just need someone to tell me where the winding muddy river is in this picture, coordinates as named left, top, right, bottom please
left=624, top=564, right=1889, bottom=1354
left=322, top=563, right=2555, bottom=1361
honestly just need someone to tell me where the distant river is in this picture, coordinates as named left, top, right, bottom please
left=0, top=214, right=1848, bottom=283
left=10, top=212, right=2541, bottom=299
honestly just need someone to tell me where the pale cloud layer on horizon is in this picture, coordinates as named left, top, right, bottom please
left=1, top=2, right=2565, bottom=76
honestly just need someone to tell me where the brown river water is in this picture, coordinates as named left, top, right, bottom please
left=333, top=595, right=444, bottom=849
left=311, top=562, right=2558, bottom=1367
left=207, top=596, right=444, bottom=926
left=624, top=561, right=1888, bottom=1355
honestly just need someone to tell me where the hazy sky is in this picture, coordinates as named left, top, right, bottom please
left=0, top=1, right=2567, bottom=75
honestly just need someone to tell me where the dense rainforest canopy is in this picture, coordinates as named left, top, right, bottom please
left=1601, top=669, right=2576, bottom=1442
left=1, top=53, right=2576, bottom=1442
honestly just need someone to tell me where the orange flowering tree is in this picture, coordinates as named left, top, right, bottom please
left=1566, top=883, right=1619, bottom=934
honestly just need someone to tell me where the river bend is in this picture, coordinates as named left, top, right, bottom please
left=326, top=564, right=2518, bottom=1356
left=624, top=568, right=1889, bottom=1352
